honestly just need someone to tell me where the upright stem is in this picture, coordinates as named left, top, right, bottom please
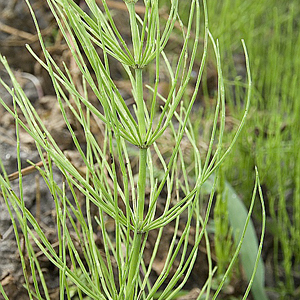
left=136, top=68, right=146, bottom=140
left=126, top=48, right=148, bottom=300
left=137, top=147, right=147, bottom=225
left=126, top=230, right=143, bottom=299
left=128, top=1, right=146, bottom=141
left=126, top=147, right=147, bottom=299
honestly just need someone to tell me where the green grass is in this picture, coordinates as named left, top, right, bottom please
left=205, top=1, right=300, bottom=298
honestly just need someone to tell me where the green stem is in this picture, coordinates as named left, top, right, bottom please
left=127, top=147, right=147, bottom=299
left=137, top=147, right=147, bottom=225
left=128, top=2, right=146, bottom=142
left=136, top=68, right=146, bottom=140
left=126, top=5, right=147, bottom=297
left=127, top=232, right=143, bottom=299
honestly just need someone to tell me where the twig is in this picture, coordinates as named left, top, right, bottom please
left=7, top=160, right=47, bottom=181
left=0, top=21, right=37, bottom=41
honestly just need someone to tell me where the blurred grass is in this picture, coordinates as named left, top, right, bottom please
left=161, top=0, right=300, bottom=298
left=207, top=1, right=300, bottom=298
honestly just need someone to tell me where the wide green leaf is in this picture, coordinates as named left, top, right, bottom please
left=202, top=176, right=268, bottom=300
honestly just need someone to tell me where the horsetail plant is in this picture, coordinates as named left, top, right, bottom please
left=0, top=0, right=265, bottom=299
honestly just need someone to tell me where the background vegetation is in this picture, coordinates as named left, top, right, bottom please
left=204, top=1, right=300, bottom=299
left=161, top=0, right=300, bottom=298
